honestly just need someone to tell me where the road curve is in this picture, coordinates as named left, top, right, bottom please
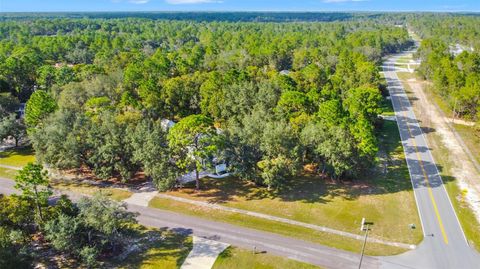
left=379, top=50, right=480, bottom=269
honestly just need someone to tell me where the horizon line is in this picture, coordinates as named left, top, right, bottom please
left=1, top=10, right=480, bottom=13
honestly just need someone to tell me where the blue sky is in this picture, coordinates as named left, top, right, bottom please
left=1, top=0, right=479, bottom=12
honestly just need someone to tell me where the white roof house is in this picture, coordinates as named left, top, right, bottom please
left=160, top=119, right=175, bottom=131
left=161, top=118, right=231, bottom=185
left=16, top=103, right=26, bottom=119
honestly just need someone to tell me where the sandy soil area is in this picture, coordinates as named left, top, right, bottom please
left=404, top=76, right=480, bottom=224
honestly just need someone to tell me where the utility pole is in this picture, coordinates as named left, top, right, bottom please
left=452, top=97, right=457, bottom=124
left=358, top=218, right=374, bottom=269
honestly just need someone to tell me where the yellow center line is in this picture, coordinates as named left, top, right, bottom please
left=401, top=107, right=449, bottom=244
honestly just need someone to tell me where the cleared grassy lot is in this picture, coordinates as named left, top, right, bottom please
left=159, top=120, right=421, bottom=246
left=0, top=146, right=35, bottom=167
left=52, top=180, right=132, bottom=201
left=213, top=247, right=320, bottom=269
left=149, top=196, right=405, bottom=256
left=116, top=227, right=192, bottom=269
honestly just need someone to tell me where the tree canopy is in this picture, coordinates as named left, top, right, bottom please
left=0, top=14, right=417, bottom=190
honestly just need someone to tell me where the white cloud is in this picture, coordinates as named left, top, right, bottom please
left=165, top=0, right=223, bottom=4
left=129, top=0, right=150, bottom=3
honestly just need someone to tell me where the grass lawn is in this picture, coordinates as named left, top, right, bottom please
left=159, top=120, right=421, bottom=246
left=116, top=226, right=192, bottom=269
left=0, top=146, right=36, bottom=167
left=0, top=167, right=18, bottom=179
left=149, top=197, right=405, bottom=256
left=52, top=181, right=133, bottom=201
left=213, top=247, right=320, bottom=269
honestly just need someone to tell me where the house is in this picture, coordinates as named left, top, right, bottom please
left=160, top=119, right=175, bottom=131
left=161, top=118, right=230, bottom=185
left=279, top=70, right=290, bottom=75
left=16, top=103, right=26, bottom=119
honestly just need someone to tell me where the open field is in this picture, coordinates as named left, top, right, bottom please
left=213, top=247, right=320, bottom=269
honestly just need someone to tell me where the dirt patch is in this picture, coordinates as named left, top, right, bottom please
left=449, top=118, right=476, bottom=126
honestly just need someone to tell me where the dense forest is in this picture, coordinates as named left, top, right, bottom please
left=1, top=15, right=413, bottom=190
left=410, top=15, right=480, bottom=123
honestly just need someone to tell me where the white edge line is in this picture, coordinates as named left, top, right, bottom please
left=388, top=54, right=469, bottom=245
left=383, top=57, right=426, bottom=238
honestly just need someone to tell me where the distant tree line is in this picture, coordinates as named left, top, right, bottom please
left=0, top=12, right=391, bottom=23
left=411, top=15, right=480, bottom=129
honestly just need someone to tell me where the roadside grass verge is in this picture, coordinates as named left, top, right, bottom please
left=51, top=181, right=132, bottom=201
left=0, top=146, right=35, bottom=167
left=213, top=247, right=320, bottom=269
left=115, top=226, right=192, bottom=269
left=454, top=124, right=480, bottom=165
left=149, top=197, right=406, bottom=256
left=161, top=119, right=422, bottom=246
left=380, top=97, right=395, bottom=116
left=404, top=73, right=480, bottom=165
left=419, top=128, right=480, bottom=251
left=398, top=67, right=480, bottom=251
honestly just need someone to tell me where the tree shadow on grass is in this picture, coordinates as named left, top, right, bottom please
left=178, top=177, right=253, bottom=204
left=0, top=145, right=34, bottom=157
left=217, top=246, right=233, bottom=259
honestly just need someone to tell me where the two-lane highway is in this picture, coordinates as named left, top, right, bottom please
left=380, top=51, right=480, bottom=268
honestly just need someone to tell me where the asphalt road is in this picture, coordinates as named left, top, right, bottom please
left=0, top=176, right=383, bottom=269
left=379, top=51, right=480, bottom=269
